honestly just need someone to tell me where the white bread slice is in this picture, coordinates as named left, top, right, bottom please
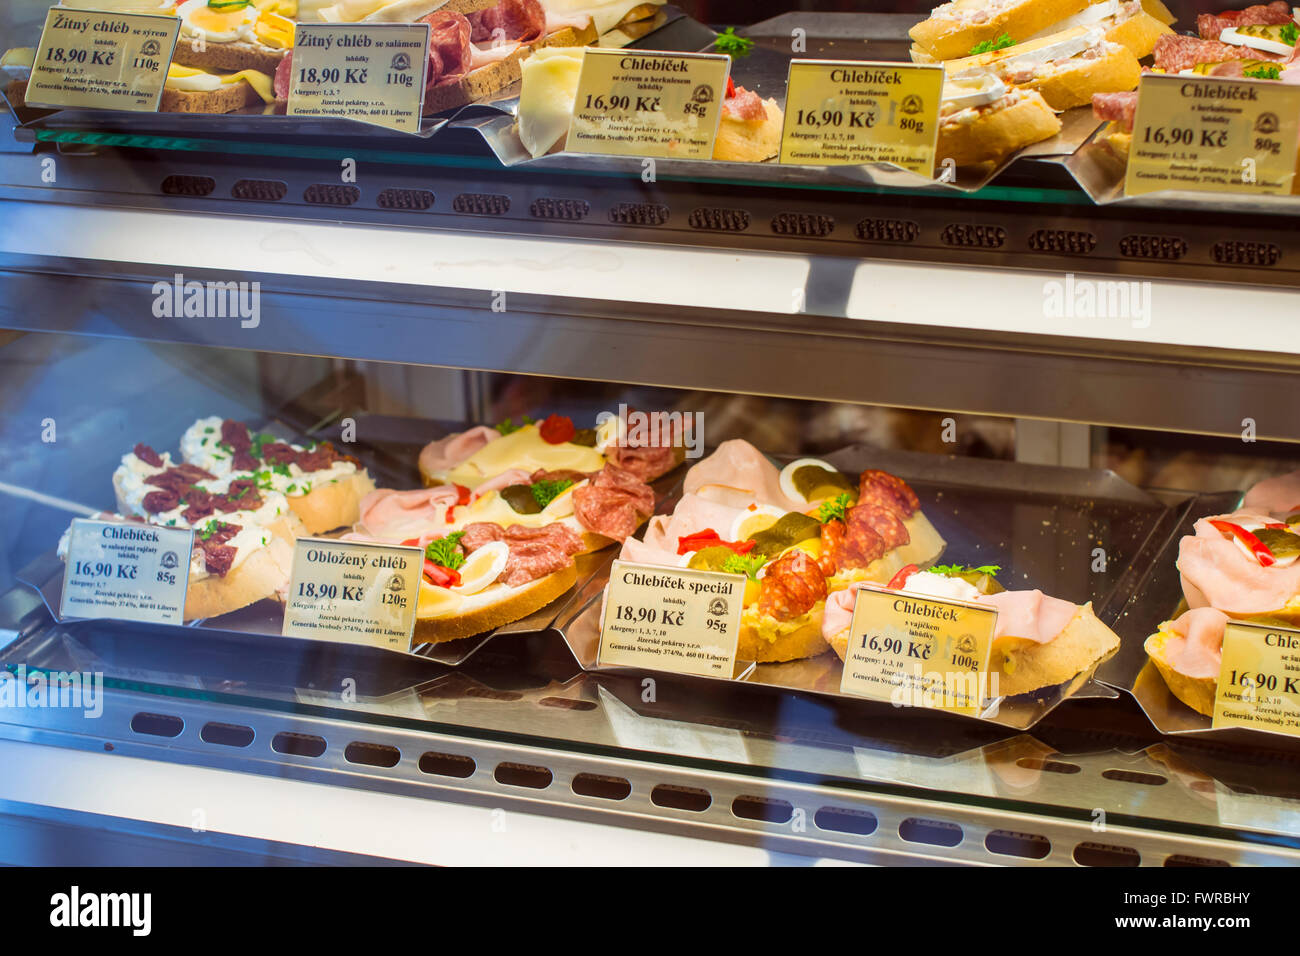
left=413, top=562, right=577, bottom=643
left=738, top=603, right=830, bottom=662
left=422, top=19, right=598, bottom=115
left=1021, top=42, right=1140, bottom=110
left=1145, top=627, right=1216, bottom=716
left=184, top=531, right=295, bottom=621
left=937, top=88, right=1061, bottom=167
left=287, top=471, right=377, bottom=535
left=910, top=0, right=1090, bottom=61
left=712, top=97, right=784, bottom=163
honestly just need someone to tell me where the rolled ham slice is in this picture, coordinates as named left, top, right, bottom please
left=1243, top=469, right=1300, bottom=516
left=682, top=439, right=805, bottom=514
left=1161, top=607, right=1229, bottom=680
left=1178, top=512, right=1300, bottom=616
left=419, top=426, right=500, bottom=478
left=355, top=485, right=460, bottom=541
left=980, top=589, right=1079, bottom=643
left=641, top=492, right=748, bottom=553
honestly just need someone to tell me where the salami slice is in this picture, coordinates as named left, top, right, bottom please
left=858, top=469, right=919, bottom=518
left=1092, top=90, right=1138, bottom=132
left=820, top=516, right=887, bottom=573
left=758, top=550, right=827, bottom=622
left=471, top=0, right=546, bottom=45
left=605, top=444, right=677, bottom=482
left=572, top=464, right=655, bottom=542
left=1154, top=33, right=1284, bottom=72
left=420, top=10, right=473, bottom=86
left=1197, top=1, right=1293, bottom=40
left=849, top=504, right=910, bottom=550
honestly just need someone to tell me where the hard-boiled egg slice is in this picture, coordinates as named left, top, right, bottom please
left=594, top=414, right=627, bottom=454
left=729, top=503, right=784, bottom=542
left=417, top=580, right=464, bottom=617
left=452, top=540, right=509, bottom=594
left=778, top=458, right=844, bottom=505
left=178, top=0, right=258, bottom=44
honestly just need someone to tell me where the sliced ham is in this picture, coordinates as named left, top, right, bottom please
left=418, top=425, right=499, bottom=477
left=618, top=535, right=679, bottom=566
left=722, top=86, right=767, bottom=122
left=682, top=439, right=805, bottom=513
left=1243, top=469, right=1300, bottom=516
left=979, top=589, right=1080, bottom=643
left=355, top=485, right=460, bottom=541
left=821, top=587, right=856, bottom=642
left=640, top=493, right=746, bottom=553
left=1162, top=607, right=1230, bottom=680
left=1178, top=513, right=1300, bottom=615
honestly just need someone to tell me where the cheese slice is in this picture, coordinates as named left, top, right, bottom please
left=518, top=46, right=586, bottom=158
left=166, top=63, right=275, bottom=102
left=442, top=423, right=605, bottom=489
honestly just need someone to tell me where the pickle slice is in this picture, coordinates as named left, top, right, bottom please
left=500, top=484, right=542, bottom=514
left=746, top=512, right=822, bottom=559
left=686, top=545, right=737, bottom=572
left=792, top=464, right=854, bottom=502
left=1255, top=527, right=1300, bottom=559
left=571, top=427, right=597, bottom=447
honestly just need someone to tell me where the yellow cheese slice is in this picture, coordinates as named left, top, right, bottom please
left=443, top=424, right=604, bottom=490
left=518, top=46, right=586, bottom=158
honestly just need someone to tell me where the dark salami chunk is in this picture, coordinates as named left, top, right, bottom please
left=133, top=443, right=164, bottom=468
left=142, top=490, right=179, bottom=514
left=260, top=442, right=297, bottom=466
left=199, top=543, right=236, bottom=577
left=221, top=419, right=252, bottom=451
left=758, top=550, right=827, bottom=622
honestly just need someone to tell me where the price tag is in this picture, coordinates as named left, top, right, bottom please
left=839, top=584, right=997, bottom=716
left=287, top=22, right=430, bottom=133
left=1212, top=621, right=1300, bottom=736
left=282, top=538, right=423, bottom=650
left=565, top=49, right=730, bottom=159
left=59, top=518, right=192, bottom=625
left=1124, top=73, right=1300, bottom=197
left=778, top=59, right=943, bottom=173
left=598, top=560, right=743, bottom=678
left=26, top=7, right=179, bottom=112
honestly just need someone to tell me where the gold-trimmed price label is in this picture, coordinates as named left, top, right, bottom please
left=287, top=22, right=430, bottom=133
left=565, top=49, right=730, bottom=159
left=59, top=518, right=192, bottom=625
left=1212, top=621, right=1300, bottom=736
left=1124, top=73, right=1300, bottom=197
left=282, top=538, right=423, bottom=650
left=26, top=7, right=179, bottom=112
left=599, top=560, right=743, bottom=677
left=840, top=584, right=997, bottom=716
left=778, top=59, right=943, bottom=173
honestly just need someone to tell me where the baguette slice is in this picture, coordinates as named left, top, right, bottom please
left=1104, top=9, right=1172, bottom=58
left=184, top=531, right=296, bottom=621
left=423, top=19, right=598, bottom=115
left=413, top=562, right=577, bottom=643
left=1145, top=628, right=1216, bottom=716
left=937, top=88, right=1061, bottom=167
left=712, top=96, right=784, bottom=163
left=738, top=601, right=830, bottom=663
left=990, top=602, right=1119, bottom=696
left=910, top=0, right=1090, bottom=61
left=287, top=471, right=378, bottom=535
left=1021, top=42, right=1140, bottom=110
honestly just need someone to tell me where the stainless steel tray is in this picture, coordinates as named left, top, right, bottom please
left=555, top=444, right=1185, bottom=731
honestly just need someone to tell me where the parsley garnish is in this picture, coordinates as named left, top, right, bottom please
left=817, top=492, right=852, bottom=524
left=714, top=27, right=754, bottom=57
left=495, top=416, right=536, bottom=436
left=722, top=552, right=766, bottom=579
left=1281, top=22, right=1298, bottom=45
left=969, top=33, right=1014, bottom=55
left=199, top=521, right=218, bottom=541
left=1245, top=64, right=1281, bottom=80
left=425, top=532, right=466, bottom=571
left=250, top=432, right=277, bottom=457
left=531, top=478, right=574, bottom=509
left=272, top=463, right=292, bottom=478
left=204, top=426, right=214, bottom=434
left=931, top=563, right=1001, bottom=577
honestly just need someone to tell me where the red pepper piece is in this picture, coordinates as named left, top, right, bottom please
left=1209, top=519, right=1275, bottom=567
left=539, top=414, right=576, bottom=445
left=423, top=560, right=461, bottom=588
left=444, top=483, right=471, bottom=523
left=677, top=528, right=757, bottom=556
left=887, top=564, right=921, bottom=590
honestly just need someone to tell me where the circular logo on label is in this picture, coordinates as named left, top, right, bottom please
left=391, top=52, right=411, bottom=71
left=901, top=94, right=923, bottom=116
left=1256, top=111, right=1279, bottom=134
left=707, top=597, right=729, bottom=616
left=387, top=574, right=405, bottom=593
left=692, top=83, right=714, bottom=105
left=956, top=634, right=976, bottom=655
left=141, top=39, right=161, bottom=57
left=160, top=551, right=178, bottom=570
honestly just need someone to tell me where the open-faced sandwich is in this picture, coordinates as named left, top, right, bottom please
left=936, top=74, right=1062, bottom=167
left=1145, top=606, right=1230, bottom=716
left=346, top=411, right=679, bottom=642
left=609, top=440, right=947, bottom=663
left=61, top=440, right=309, bottom=621
left=1177, top=508, right=1300, bottom=626
left=822, top=563, right=1121, bottom=696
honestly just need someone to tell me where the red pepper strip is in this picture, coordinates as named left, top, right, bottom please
left=726, top=76, right=736, bottom=99
left=1264, top=522, right=1288, bottom=530
left=676, top=529, right=756, bottom=556
left=886, top=564, right=920, bottom=590
left=443, top=483, right=471, bottom=523
left=1209, top=519, right=1275, bottom=567
left=401, top=537, right=422, bottom=547
left=423, top=560, right=461, bottom=588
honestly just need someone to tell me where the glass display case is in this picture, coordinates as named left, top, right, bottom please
left=1, top=0, right=1300, bottom=868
